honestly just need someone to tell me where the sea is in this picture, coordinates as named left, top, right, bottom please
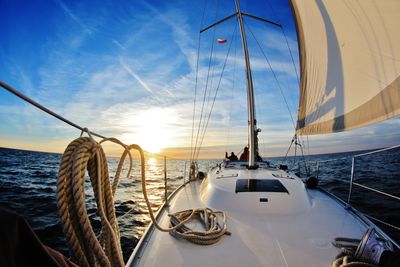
left=0, top=146, right=399, bottom=262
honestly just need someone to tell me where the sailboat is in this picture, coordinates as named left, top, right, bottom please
left=0, top=0, right=399, bottom=266
left=125, top=0, right=400, bottom=266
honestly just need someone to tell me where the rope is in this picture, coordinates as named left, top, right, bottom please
left=3, top=73, right=229, bottom=251
left=332, top=256, right=377, bottom=267
left=128, top=139, right=230, bottom=244
left=57, top=131, right=228, bottom=267
left=56, top=135, right=128, bottom=267
left=195, top=22, right=239, bottom=160
left=169, top=208, right=231, bottom=245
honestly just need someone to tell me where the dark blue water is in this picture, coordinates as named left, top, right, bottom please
left=0, top=147, right=399, bottom=261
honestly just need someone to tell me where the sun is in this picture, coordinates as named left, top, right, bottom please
left=141, top=136, right=163, bottom=154
left=123, top=108, right=177, bottom=154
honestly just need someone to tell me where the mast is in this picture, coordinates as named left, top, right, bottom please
left=234, top=0, right=257, bottom=168
left=199, top=1, right=281, bottom=167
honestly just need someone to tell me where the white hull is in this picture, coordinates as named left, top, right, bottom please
left=127, top=162, right=383, bottom=267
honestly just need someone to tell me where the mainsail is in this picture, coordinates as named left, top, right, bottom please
left=291, top=0, right=400, bottom=135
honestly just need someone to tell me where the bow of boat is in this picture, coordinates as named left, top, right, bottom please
left=127, top=162, right=376, bottom=267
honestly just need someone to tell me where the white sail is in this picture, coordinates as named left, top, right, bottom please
left=291, top=0, right=400, bottom=135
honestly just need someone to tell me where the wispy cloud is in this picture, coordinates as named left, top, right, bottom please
left=55, top=0, right=94, bottom=35
left=2, top=0, right=397, bottom=157
left=112, top=39, right=126, bottom=50
left=119, top=58, right=153, bottom=94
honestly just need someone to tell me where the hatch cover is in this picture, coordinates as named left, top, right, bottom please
left=235, top=179, right=289, bottom=194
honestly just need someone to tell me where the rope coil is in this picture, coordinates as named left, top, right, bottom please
left=56, top=136, right=126, bottom=267
left=130, top=142, right=230, bottom=244
left=169, top=208, right=231, bottom=245
left=57, top=134, right=229, bottom=267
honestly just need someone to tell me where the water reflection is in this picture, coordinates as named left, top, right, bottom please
left=146, top=157, right=157, bottom=169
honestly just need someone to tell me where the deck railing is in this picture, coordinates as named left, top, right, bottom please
left=346, top=145, right=400, bottom=204
left=312, top=144, right=400, bottom=233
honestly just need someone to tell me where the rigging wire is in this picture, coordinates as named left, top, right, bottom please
left=283, top=135, right=295, bottom=161
left=246, top=14, right=311, bottom=167
left=261, top=0, right=300, bottom=87
left=0, top=81, right=185, bottom=160
left=192, top=3, right=220, bottom=162
left=298, top=134, right=311, bottom=173
left=280, top=27, right=300, bottom=87
left=260, top=0, right=309, bottom=162
left=0, top=81, right=107, bottom=140
left=245, top=22, right=297, bottom=131
left=190, top=0, right=208, bottom=162
left=259, top=0, right=299, bottom=116
left=224, top=29, right=238, bottom=154
left=195, top=22, right=239, bottom=160
left=297, top=137, right=311, bottom=176
left=275, top=14, right=311, bottom=163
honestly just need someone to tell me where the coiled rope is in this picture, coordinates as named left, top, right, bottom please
left=118, top=142, right=231, bottom=245
left=2, top=80, right=228, bottom=261
left=169, top=208, right=231, bottom=245
left=56, top=133, right=131, bottom=267
left=332, top=256, right=377, bottom=267
left=57, top=131, right=229, bottom=267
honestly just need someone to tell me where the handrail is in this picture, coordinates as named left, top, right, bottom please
left=312, top=144, right=400, bottom=235
left=347, top=144, right=400, bottom=204
left=352, top=182, right=400, bottom=202
left=314, top=156, right=351, bottom=181
left=364, top=214, right=400, bottom=232
left=353, top=144, right=400, bottom=158
left=312, top=145, right=399, bottom=201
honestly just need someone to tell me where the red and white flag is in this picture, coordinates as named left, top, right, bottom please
left=217, top=38, right=227, bottom=43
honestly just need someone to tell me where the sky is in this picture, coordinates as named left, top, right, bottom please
left=0, top=0, right=399, bottom=159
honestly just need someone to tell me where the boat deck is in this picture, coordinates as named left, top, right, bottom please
left=128, top=166, right=369, bottom=267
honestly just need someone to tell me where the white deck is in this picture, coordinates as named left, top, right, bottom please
left=128, top=163, right=369, bottom=267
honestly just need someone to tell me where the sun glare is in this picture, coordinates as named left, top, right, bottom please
left=123, top=108, right=177, bottom=154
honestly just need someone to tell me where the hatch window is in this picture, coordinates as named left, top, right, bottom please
left=235, top=179, right=289, bottom=194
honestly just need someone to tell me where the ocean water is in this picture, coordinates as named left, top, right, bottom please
left=0, top=146, right=399, bottom=262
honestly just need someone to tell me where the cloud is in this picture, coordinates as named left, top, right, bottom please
left=303, top=118, right=400, bottom=155
left=55, top=0, right=94, bottom=35
left=119, top=58, right=154, bottom=94
left=0, top=0, right=307, bottom=158
left=2, top=0, right=397, bottom=159
left=112, top=39, right=125, bottom=50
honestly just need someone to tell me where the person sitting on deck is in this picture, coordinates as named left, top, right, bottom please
left=239, top=147, right=248, bottom=161
left=239, top=147, right=263, bottom=162
left=226, top=152, right=238, bottom=161
left=228, top=152, right=238, bottom=161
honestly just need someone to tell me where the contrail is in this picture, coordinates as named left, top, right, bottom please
left=55, top=0, right=93, bottom=34
left=119, top=58, right=153, bottom=94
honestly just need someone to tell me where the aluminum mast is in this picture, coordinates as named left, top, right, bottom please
left=234, top=0, right=256, bottom=168
left=200, top=1, right=281, bottom=168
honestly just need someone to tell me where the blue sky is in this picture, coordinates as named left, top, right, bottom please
left=0, top=0, right=399, bottom=158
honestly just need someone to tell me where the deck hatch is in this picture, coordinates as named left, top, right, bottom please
left=235, top=179, right=289, bottom=193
